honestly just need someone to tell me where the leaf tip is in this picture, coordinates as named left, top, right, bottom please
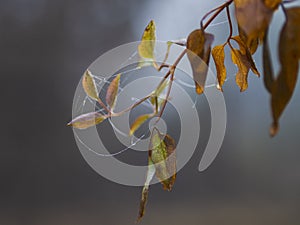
left=270, top=122, right=279, bottom=137
left=216, top=83, right=223, bottom=92
left=195, top=84, right=204, bottom=95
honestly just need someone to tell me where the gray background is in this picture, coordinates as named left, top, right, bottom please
left=1, top=0, right=300, bottom=224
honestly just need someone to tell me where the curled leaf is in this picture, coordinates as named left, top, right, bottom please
left=238, top=26, right=259, bottom=55
left=106, top=74, right=121, bottom=111
left=231, top=36, right=260, bottom=76
left=129, top=114, right=152, bottom=136
left=187, top=29, right=214, bottom=94
left=270, top=7, right=300, bottom=136
left=82, top=70, right=99, bottom=101
left=231, top=48, right=251, bottom=92
left=149, top=128, right=176, bottom=191
left=137, top=160, right=156, bottom=222
left=212, top=45, right=226, bottom=91
left=67, top=112, right=107, bottom=129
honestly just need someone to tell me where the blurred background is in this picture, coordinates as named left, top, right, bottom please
left=1, top=0, right=300, bottom=224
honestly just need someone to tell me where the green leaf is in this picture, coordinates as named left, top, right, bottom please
left=270, top=7, right=300, bottom=136
left=106, top=74, right=121, bottom=111
left=82, top=70, right=99, bottom=101
left=129, top=114, right=152, bottom=136
left=149, top=128, right=176, bottom=191
left=187, top=29, right=214, bottom=94
left=67, top=112, right=107, bottom=129
left=212, top=45, right=226, bottom=91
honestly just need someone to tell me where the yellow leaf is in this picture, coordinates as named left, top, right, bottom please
left=129, top=114, right=152, bottom=136
left=212, top=45, right=226, bottom=91
left=270, top=7, right=300, bottom=136
left=138, top=20, right=156, bottom=60
left=231, top=36, right=260, bottom=76
left=82, top=70, right=99, bottom=101
left=234, top=0, right=275, bottom=47
left=187, top=29, right=214, bottom=94
left=67, top=112, right=106, bottom=129
left=231, top=48, right=251, bottom=92
left=106, top=74, right=121, bottom=111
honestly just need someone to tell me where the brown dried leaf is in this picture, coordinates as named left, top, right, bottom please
left=234, top=0, right=275, bottom=47
left=82, top=70, right=99, bottom=101
left=270, top=7, right=300, bottom=136
left=238, top=26, right=259, bottom=55
left=231, top=36, right=260, bottom=76
left=212, top=45, right=226, bottom=91
left=231, top=48, right=251, bottom=92
left=67, top=112, right=107, bottom=129
left=106, top=74, right=121, bottom=111
left=262, top=29, right=274, bottom=93
left=264, top=0, right=282, bottom=10
left=187, top=29, right=214, bottom=94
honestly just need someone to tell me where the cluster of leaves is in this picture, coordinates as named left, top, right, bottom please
left=186, top=0, right=300, bottom=137
left=68, top=0, right=300, bottom=222
left=68, top=20, right=179, bottom=222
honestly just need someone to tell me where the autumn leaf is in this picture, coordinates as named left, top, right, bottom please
left=270, top=7, right=300, bottom=136
left=212, top=45, right=226, bottom=91
left=82, top=70, right=99, bottom=101
left=231, top=48, right=251, bottom=92
left=238, top=26, right=259, bottom=55
left=137, top=128, right=176, bottom=222
left=234, top=0, right=276, bottom=47
left=138, top=20, right=157, bottom=68
left=67, top=112, right=107, bottom=129
left=187, top=29, right=214, bottom=94
left=264, top=0, right=282, bottom=10
left=129, top=114, right=153, bottom=136
left=262, top=29, right=274, bottom=93
left=106, top=74, right=121, bottom=111
left=231, top=36, right=260, bottom=76
left=137, top=160, right=156, bottom=223
left=149, top=128, right=176, bottom=191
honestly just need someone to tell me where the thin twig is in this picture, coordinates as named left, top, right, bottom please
left=226, top=5, right=233, bottom=43
left=202, top=0, right=234, bottom=30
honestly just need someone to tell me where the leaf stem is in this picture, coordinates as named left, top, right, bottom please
left=280, top=3, right=288, bottom=20
left=111, top=95, right=151, bottom=117
left=226, top=5, right=233, bottom=43
left=97, top=98, right=111, bottom=114
left=201, top=0, right=234, bottom=30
